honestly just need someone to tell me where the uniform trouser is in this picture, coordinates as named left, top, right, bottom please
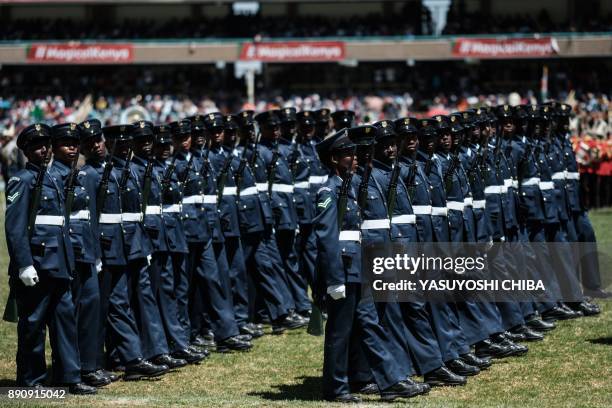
left=275, top=229, right=311, bottom=314
left=572, top=211, right=603, bottom=290
left=486, top=243, right=525, bottom=330
left=323, top=283, right=403, bottom=398
left=427, top=302, right=469, bottom=362
left=72, top=261, right=100, bottom=373
left=242, top=230, right=289, bottom=321
left=100, top=265, right=142, bottom=366
left=372, top=302, right=415, bottom=377
left=544, top=222, right=584, bottom=303
left=150, top=251, right=189, bottom=353
left=173, top=252, right=192, bottom=345
left=507, top=225, right=537, bottom=318
left=400, top=301, right=444, bottom=375
left=15, top=276, right=81, bottom=386
left=224, top=237, right=249, bottom=327
left=189, top=240, right=239, bottom=342
left=126, top=258, right=169, bottom=360
left=296, top=223, right=317, bottom=287
left=526, top=221, right=560, bottom=312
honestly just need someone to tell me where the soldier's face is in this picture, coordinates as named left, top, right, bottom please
left=419, top=134, right=435, bottom=154
left=239, top=126, right=255, bottom=143
left=502, top=119, right=515, bottom=136
left=316, top=121, right=330, bottom=137
left=173, top=134, right=191, bottom=152
left=154, top=143, right=172, bottom=161
left=375, top=138, right=396, bottom=164
left=192, top=132, right=205, bottom=148
left=53, top=137, right=79, bottom=163
left=133, top=135, right=154, bottom=157
left=81, top=135, right=105, bottom=161
left=280, top=122, right=297, bottom=139
left=224, top=129, right=237, bottom=147
left=208, top=127, right=225, bottom=146
left=298, top=123, right=315, bottom=140
left=401, top=134, right=418, bottom=154
left=439, top=131, right=452, bottom=151
left=114, top=141, right=132, bottom=159
left=262, top=123, right=280, bottom=140
left=333, top=149, right=356, bottom=174
left=25, top=140, right=50, bottom=164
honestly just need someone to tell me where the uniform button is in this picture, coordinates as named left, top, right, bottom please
left=42, top=242, right=46, bottom=246
left=398, top=232, right=402, bottom=236
left=69, top=228, right=73, bottom=233
left=100, top=232, right=104, bottom=236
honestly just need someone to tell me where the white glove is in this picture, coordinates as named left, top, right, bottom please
left=95, top=259, right=103, bottom=274
left=327, top=284, right=346, bottom=300
left=146, top=254, right=152, bottom=266
left=19, top=265, right=39, bottom=287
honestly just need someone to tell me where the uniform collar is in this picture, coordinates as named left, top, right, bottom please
left=52, top=159, right=72, bottom=176
left=372, top=159, right=393, bottom=171
left=132, top=155, right=148, bottom=166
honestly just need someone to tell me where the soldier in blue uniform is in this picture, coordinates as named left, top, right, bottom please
left=6, top=124, right=95, bottom=394
left=553, top=104, right=610, bottom=300
left=313, top=108, right=332, bottom=141
left=79, top=120, right=168, bottom=382
left=131, top=120, right=207, bottom=366
left=235, top=111, right=303, bottom=334
left=171, top=118, right=251, bottom=352
left=254, top=111, right=311, bottom=321
left=397, top=117, right=478, bottom=385
left=315, top=128, right=428, bottom=403
left=47, top=123, right=109, bottom=388
left=103, top=125, right=178, bottom=370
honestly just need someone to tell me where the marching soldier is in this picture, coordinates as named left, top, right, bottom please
left=331, top=110, right=355, bottom=132
left=313, top=108, right=332, bottom=141
left=131, top=120, right=207, bottom=365
left=314, top=128, right=428, bottom=403
left=48, top=123, right=108, bottom=387
left=6, top=124, right=95, bottom=394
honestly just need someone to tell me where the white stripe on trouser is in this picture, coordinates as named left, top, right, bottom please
left=99, top=213, right=122, bottom=224
left=391, top=214, right=416, bottom=224
left=447, top=201, right=465, bottom=212
left=431, top=207, right=448, bottom=217
left=412, top=205, right=432, bottom=215
left=521, top=177, right=541, bottom=186
left=472, top=200, right=486, bottom=209
left=122, top=212, right=143, bottom=222
left=183, top=195, right=203, bottom=204
left=70, top=210, right=90, bottom=220
left=239, top=186, right=258, bottom=196
left=271, top=184, right=294, bottom=193
left=35, top=215, right=64, bottom=226
left=163, top=204, right=181, bottom=213
left=145, top=206, right=162, bottom=215
left=360, top=219, right=391, bottom=230
left=308, top=175, right=328, bottom=184
left=539, top=181, right=554, bottom=190
left=339, top=230, right=361, bottom=241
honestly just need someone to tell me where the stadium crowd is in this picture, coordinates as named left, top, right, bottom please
left=1, top=9, right=610, bottom=41
left=1, top=91, right=610, bottom=208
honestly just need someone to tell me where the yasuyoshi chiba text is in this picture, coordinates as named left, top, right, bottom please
left=372, top=279, right=546, bottom=292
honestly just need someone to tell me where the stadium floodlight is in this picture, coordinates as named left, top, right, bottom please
left=233, top=2, right=260, bottom=16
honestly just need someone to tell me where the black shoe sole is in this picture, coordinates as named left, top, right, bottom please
left=83, top=379, right=111, bottom=388
left=425, top=380, right=466, bottom=387
left=123, top=370, right=167, bottom=381
left=381, top=389, right=422, bottom=401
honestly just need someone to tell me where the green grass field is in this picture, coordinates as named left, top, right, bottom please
left=0, top=209, right=610, bottom=407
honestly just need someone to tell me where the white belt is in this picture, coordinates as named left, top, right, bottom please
left=431, top=207, right=448, bottom=217
left=391, top=214, right=416, bottom=224
left=145, top=205, right=162, bottom=215
left=35, top=215, right=64, bottom=226
left=500, top=185, right=509, bottom=193
left=294, top=181, right=310, bottom=189
left=163, top=204, right=181, bottom=213
left=361, top=219, right=391, bottom=230
left=99, top=213, right=122, bottom=224
left=412, top=205, right=432, bottom=215
left=522, top=177, right=541, bottom=186
left=69, top=209, right=90, bottom=220
left=256, top=183, right=268, bottom=192
left=447, top=201, right=465, bottom=212
left=239, top=186, right=259, bottom=197
left=203, top=195, right=217, bottom=204
left=503, top=179, right=513, bottom=188
left=473, top=199, right=486, bottom=209
left=183, top=195, right=203, bottom=204
left=464, top=197, right=473, bottom=206
left=484, top=185, right=503, bottom=194
left=271, top=184, right=294, bottom=193
left=222, top=186, right=237, bottom=196
left=309, top=175, right=328, bottom=184
left=552, top=171, right=566, bottom=180
left=339, top=230, right=361, bottom=241
left=566, top=171, right=580, bottom=180
left=122, top=212, right=143, bottom=222
left=539, top=181, right=555, bottom=190
left=512, top=180, right=519, bottom=189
